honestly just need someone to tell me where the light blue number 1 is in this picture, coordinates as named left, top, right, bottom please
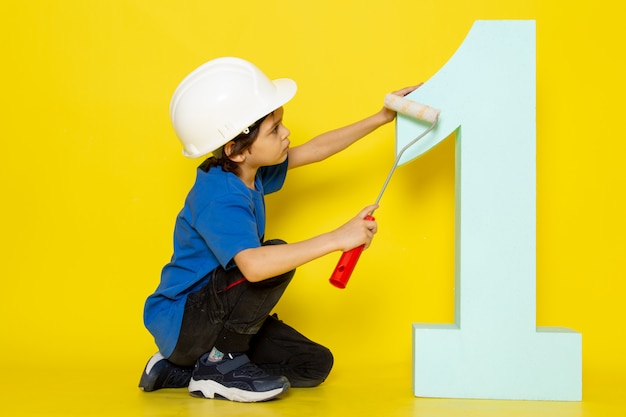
left=397, top=20, right=582, bottom=401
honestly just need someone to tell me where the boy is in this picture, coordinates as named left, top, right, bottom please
left=140, top=57, right=416, bottom=402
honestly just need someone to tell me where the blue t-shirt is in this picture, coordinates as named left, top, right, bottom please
left=143, top=160, right=288, bottom=357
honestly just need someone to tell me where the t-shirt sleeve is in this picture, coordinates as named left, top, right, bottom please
left=194, top=190, right=261, bottom=270
left=258, top=159, right=289, bottom=195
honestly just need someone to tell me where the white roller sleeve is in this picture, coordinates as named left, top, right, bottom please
left=384, top=94, right=440, bottom=123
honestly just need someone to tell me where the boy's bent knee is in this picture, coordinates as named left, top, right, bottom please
left=291, top=345, right=334, bottom=388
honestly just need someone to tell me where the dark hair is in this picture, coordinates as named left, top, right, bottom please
left=199, top=113, right=270, bottom=174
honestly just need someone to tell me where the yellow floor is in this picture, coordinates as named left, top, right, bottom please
left=3, top=359, right=624, bottom=417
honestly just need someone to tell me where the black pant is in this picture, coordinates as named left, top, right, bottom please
left=168, top=240, right=333, bottom=387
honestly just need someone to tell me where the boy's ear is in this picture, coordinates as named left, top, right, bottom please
left=224, top=141, right=245, bottom=162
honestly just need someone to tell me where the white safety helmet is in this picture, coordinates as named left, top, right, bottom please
left=169, top=57, right=297, bottom=158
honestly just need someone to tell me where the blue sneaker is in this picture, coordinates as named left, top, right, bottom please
left=188, top=353, right=290, bottom=402
left=139, top=352, right=193, bottom=392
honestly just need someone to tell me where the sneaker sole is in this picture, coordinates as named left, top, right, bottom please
left=139, top=371, right=157, bottom=392
left=138, top=353, right=166, bottom=391
left=188, top=379, right=289, bottom=402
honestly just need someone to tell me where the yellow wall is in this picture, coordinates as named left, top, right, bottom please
left=2, top=0, right=624, bottom=386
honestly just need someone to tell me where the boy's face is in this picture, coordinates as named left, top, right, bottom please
left=246, top=107, right=290, bottom=167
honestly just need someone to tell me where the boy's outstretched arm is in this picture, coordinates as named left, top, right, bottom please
left=287, top=85, right=419, bottom=169
left=234, top=205, right=378, bottom=282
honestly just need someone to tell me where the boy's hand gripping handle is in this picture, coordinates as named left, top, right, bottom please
left=329, top=215, right=374, bottom=289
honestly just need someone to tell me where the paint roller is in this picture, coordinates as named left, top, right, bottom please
left=329, top=94, right=441, bottom=289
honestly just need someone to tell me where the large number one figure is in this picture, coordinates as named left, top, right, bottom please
left=398, top=20, right=582, bottom=401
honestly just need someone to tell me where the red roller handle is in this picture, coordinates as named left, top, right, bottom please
left=329, top=215, right=374, bottom=289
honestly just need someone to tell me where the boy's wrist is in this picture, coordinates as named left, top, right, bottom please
left=376, top=107, right=396, bottom=126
